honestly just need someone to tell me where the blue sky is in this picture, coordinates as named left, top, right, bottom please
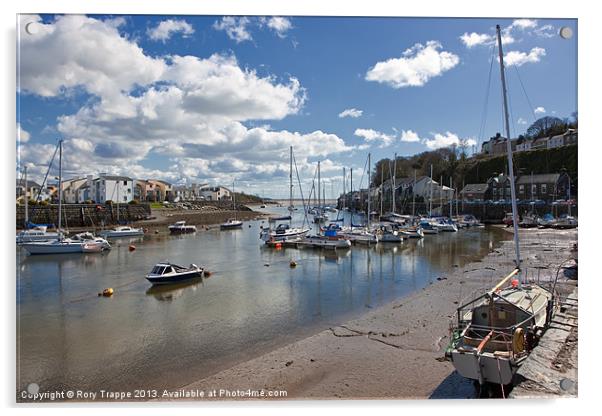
left=17, top=14, right=577, bottom=198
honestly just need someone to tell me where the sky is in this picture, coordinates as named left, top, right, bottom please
left=16, top=14, right=577, bottom=198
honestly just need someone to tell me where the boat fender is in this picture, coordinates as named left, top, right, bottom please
left=290, top=260, right=297, bottom=268
left=99, top=288, right=114, bottom=297
left=128, top=244, right=136, bottom=251
left=512, top=327, right=525, bottom=353
left=154, top=230, right=159, bottom=234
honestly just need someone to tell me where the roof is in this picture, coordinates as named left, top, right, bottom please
left=460, top=183, right=489, bottom=194
left=516, top=173, right=561, bottom=184
left=16, top=179, right=41, bottom=188
left=97, top=175, right=133, bottom=181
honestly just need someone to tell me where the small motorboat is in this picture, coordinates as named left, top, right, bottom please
left=220, top=218, right=243, bottom=230
left=419, top=220, right=440, bottom=235
left=99, top=226, right=144, bottom=238
left=400, top=226, right=424, bottom=239
left=168, top=220, right=197, bottom=234
left=145, top=262, right=204, bottom=285
left=519, top=214, right=539, bottom=228
left=260, top=223, right=310, bottom=243
left=551, top=214, right=578, bottom=229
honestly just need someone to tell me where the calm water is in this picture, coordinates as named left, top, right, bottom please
left=17, top=206, right=507, bottom=394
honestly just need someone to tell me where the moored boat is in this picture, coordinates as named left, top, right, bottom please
left=16, top=225, right=62, bottom=244
left=99, top=226, right=144, bottom=238
left=220, top=218, right=243, bottom=230
left=145, top=262, right=204, bottom=285
left=168, top=220, right=197, bottom=234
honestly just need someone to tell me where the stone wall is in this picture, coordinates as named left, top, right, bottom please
left=16, top=203, right=151, bottom=229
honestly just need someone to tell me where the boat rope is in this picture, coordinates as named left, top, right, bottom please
left=477, top=43, right=496, bottom=151
left=496, top=356, right=506, bottom=399
left=292, top=150, right=311, bottom=227
left=513, top=65, right=538, bottom=123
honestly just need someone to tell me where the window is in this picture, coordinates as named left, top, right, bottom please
left=519, top=185, right=524, bottom=193
left=532, top=184, right=537, bottom=196
left=541, top=184, right=547, bottom=194
left=123, top=180, right=127, bottom=185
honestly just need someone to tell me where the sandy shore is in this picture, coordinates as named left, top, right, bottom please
left=176, top=226, right=577, bottom=400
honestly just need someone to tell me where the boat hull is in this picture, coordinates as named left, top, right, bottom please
left=450, top=350, right=518, bottom=385
left=146, top=270, right=204, bottom=285
left=22, top=241, right=85, bottom=255
left=100, top=230, right=144, bottom=238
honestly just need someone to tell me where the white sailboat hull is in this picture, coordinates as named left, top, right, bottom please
left=22, top=241, right=85, bottom=254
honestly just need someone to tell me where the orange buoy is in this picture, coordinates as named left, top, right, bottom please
left=128, top=244, right=136, bottom=251
left=101, top=288, right=114, bottom=297
left=275, top=242, right=282, bottom=249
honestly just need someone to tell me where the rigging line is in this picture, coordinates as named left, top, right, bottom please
left=513, top=65, right=537, bottom=122
left=35, top=140, right=60, bottom=202
left=292, top=151, right=311, bottom=227
left=478, top=43, right=497, bottom=147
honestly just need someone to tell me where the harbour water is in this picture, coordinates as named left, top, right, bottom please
left=17, top=206, right=508, bottom=395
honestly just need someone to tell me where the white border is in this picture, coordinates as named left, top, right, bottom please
left=2, top=1, right=597, bottom=415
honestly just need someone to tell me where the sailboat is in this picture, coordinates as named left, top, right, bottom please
left=260, top=147, right=310, bottom=242
left=22, top=140, right=110, bottom=255
left=220, top=179, right=243, bottom=230
left=16, top=166, right=63, bottom=244
left=338, top=153, right=378, bottom=244
left=445, top=25, right=557, bottom=396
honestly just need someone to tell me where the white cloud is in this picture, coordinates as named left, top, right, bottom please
left=354, top=128, right=395, bottom=148
left=534, top=24, right=556, bottom=38
left=17, top=123, right=30, bottom=143
left=517, top=117, right=528, bottom=125
left=460, top=32, right=492, bottom=48
left=213, top=16, right=252, bottom=43
left=365, top=41, right=459, bottom=88
left=510, top=19, right=538, bottom=30
left=18, top=15, right=166, bottom=100
left=504, top=47, right=546, bottom=67
left=534, top=106, right=546, bottom=114
left=422, top=132, right=476, bottom=150
left=264, top=17, right=292, bottom=38
left=338, top=108, right=363, bottom=118
left=147, top=19, right=194, bottom=42
left=400, top=129, right=421, bottom=142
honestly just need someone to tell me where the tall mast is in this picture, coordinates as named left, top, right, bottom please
left=392, top=153, right=397, bottom=214
left=568, top=176, right=572, bottom=216
left=233, top=178, right=236, bottom=219
left=342, top=167, right=346, bottom=211
left=440, top=175, right=443, bottom=216
left=24, top=166, right=28, bottom=226
left=289, top=146, right=293, bottom=213
left=57, top=139, right=63, bottom=231
left=350, top=168, right=353, bottom=231
left=380, top=163, right=383, bottom=217
left=318, top=160, right=321, bottom=210
left=367, top=153, right=371, bottom=229
left=412, top=169, right=416, bottom=218
left=449, top=177, right=453, bottom=218
left=496, top=24, right=521, bottom=269
left=429, top=165, right=433, bottom=217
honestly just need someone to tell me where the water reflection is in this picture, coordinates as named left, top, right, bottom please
left=16, top=205, right=509, bottom=395
left=145, top=278, right=205, bottom=301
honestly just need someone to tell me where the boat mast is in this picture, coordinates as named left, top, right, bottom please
left=342, top=167, right=346, bottom=212
left=57, top=139, right=63, bottom=232
left=289, top=145, right=293, bottom=214
left=318, top=160, right=321, bottom=211
left=392, top=153, right=397, bottom=214
left=350, top=168, right=353, bottom=231
left=412, top=169, right=416, bottom=218
left=440, top=175, right=443, bottom=216
left=429, top=165, right=433, bottom=217
left=449, top=177, right=453, bottom=218
left=380, top=164, right=384, bottom=217
left=24, top=166, right=28, bottom=227
left=496, top=24, right=521, bottom=269
left=233, top=178, right=236, bottom=220
left=367, top=153, right=371, bottom=229
left=568, top=176, right=572, bottom=216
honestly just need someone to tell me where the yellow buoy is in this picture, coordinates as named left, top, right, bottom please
left=290, top=260, right=297, bottom=268
left=102, top=288, right=114, bottom=297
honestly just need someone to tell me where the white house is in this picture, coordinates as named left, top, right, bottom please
left=411, top=176, right=454, bottom=203
left=199, top=186, right=232, bottom=201
left=61, top=177, right=88, bottom=203
left=92, top=174, right=134, bottom=203
left=516, top=138, right=533, bottom=152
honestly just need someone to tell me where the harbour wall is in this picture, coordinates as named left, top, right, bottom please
left=16, top=203, right=151, bottom=229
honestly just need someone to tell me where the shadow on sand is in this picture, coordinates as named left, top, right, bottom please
left=429, top=371, right=477, bottom=399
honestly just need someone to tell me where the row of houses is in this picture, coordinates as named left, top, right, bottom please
left=460, top=172, right=573, bottom=203
left=16, top=174, right=233, bottom=204
left=481, top=129, right=577, bottom=156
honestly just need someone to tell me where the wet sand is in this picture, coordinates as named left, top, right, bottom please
left=178, top=226, right=577, bottom=400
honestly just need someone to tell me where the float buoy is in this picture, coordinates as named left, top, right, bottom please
left=290, top=260, right=297, bottom=268
left=128, top=244, right=136, bottom=251
left=275, top=243, right=282, bottom=249
left=100, top=288, right=114, bottom=297
left=154, top=230, right=159, bottom=234
left=203, top=270, right=212, bottom=277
